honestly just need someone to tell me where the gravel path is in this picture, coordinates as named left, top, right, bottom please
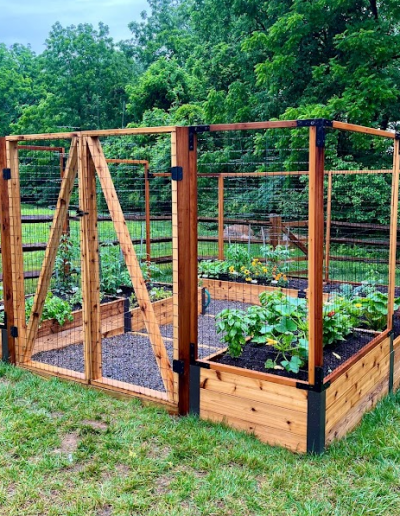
left=31, top=303, right=236, bottom=392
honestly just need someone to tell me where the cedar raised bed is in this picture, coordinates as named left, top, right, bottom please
left=195, top=278, right=396, bottom=453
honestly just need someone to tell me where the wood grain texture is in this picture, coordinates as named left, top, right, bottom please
left=202, top=278, right=299, bottom=304
left=307, top=126, right=325, bottom=382
left=325, top=337, right=390, bottom=442
left=0, top=138, right=15, bottom=362
left=87, top=136, right=174, bottom=398
left=199, top=368, right=307, bottom=452
left=7, top=141, right=27, bottom=362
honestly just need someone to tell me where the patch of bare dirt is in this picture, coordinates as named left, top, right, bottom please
left=54, top=431, right=79, bottom=455
left=97, top=505, right=113, bottom=516
left=82, top=420, right=108, bottom=431
left=154, top=473, right=172, bottom=495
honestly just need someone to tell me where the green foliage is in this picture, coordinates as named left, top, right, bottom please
left=359, top=291, right=400, bottom=331
left=225, top=245, right=251, bottom=270
left=25, top=293, right=73, bottom=326
left=100, top=244, right=132, bottom=294
left=215, top=308, right=250, bottom=358
left=198, top=260, right=227, bottom=278
left=53, top=236, right=81, bottom=295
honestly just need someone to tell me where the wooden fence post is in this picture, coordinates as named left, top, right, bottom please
left=172, top=127, right=198, bottom=414
left=78, top=136, right=102, bottom=381
left=7, top=140, right=27, bottom=362
left=387, top=138, right=400, bottom=330
left=308, top=126, right=325, bottom=385
left=0, top=138, right=15, bottom=363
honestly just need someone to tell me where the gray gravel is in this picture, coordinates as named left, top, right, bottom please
left=32, top=299, right=250, bottom=392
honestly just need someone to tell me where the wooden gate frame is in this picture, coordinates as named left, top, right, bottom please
left=1, top=127, right=198, bottom=414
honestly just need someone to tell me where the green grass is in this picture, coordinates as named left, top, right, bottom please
left=1, top=362, right=400, bottom=515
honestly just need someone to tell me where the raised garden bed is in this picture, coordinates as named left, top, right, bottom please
left=194, top=278, right=397, bottom=453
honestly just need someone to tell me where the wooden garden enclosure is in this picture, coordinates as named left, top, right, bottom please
left=0, top=119, right=400, bottom=453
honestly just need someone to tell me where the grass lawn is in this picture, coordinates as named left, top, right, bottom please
left=0, top=363, right=400, bottom=515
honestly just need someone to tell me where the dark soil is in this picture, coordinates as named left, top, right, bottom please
left=32, top=281, right=400, bottom=388
left=212, top=330, right=373, bottom=381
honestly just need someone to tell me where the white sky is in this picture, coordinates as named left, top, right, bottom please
left=1, top=0, right=150, bottom=53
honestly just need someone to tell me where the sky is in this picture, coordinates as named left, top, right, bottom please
left=1, top=0, right=150, bottom=53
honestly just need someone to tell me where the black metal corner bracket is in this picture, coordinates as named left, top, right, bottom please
left=296, top=367, right=330, bottom=393
left=188, top=125, right=210, bottom=151
left=2, top=168, right=11, bottom=180
left=395, top=132, right=400, bottom=141
left=296, top=118, right=333, bottom=149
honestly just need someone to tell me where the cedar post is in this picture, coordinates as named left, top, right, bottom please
left=387, top=138, right=400, bottom=330
left=307, top=125, right=325, bottom=385
left=0, top=138, right=15, bottom=363
left=172, top=127, right=198, bottom=414
left=78, top=136, right=102, bottom=381
left=7, top=140, right=27, bottom=362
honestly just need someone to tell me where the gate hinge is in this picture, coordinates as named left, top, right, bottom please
left=173, top=359, right=185, bottom=375
left=189, top=125, right=210, bottom=151
left=10, top=326, right=18, bottom=338
left=2, top=168, right=11, bottom=180
left=170, top=166, right=183, bottom=181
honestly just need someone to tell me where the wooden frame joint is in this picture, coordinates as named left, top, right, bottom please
left=188, top=125, right=210, bottom=151
left=297, top=119, right=333, bottom=148
left=297, top=367, right=330, bottom=392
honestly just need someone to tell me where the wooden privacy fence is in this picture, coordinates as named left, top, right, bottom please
left=1, top=119, right=400, bottom=454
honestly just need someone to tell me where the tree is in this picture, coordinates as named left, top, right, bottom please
left=0, top=43, right=39, bottom=135
left=13, top=23, right=135, bottom=134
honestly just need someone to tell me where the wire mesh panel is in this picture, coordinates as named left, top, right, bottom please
left=196, top=127, right=312, bottom=381
left=7, top=137, right=85, bottom=380
left=323, top=129, right=395, bottom=379
left=84, top=132, right=176, bottom=404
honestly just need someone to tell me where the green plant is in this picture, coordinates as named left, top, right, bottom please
left=198, top=260, right=227, bottom=278
left=100, top=244, right=132, bottom=294
left=149, top=286, right=172, bottom=301
left=140, top=261, right=163, bottom=282
left=225, top=245, right=251, bottom=270
left=254, top=292, right=308, bottom=373
left=25, top=293, right=73, bottom=326
left=359, top=290, right=400, bottom=331
left=215, top=308, right=250, bottom=358
left=322, top=305, right=353, bottom=346
left=54, top=236, right=80, bottom=294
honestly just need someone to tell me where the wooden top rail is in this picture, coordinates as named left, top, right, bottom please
left=332, top=121, right=396, bottom=139
left=17, top=145, right=64, bottom=153
left=5, top=121, right=396, bottom=142
left=209, top=121, right=297, bottom=131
